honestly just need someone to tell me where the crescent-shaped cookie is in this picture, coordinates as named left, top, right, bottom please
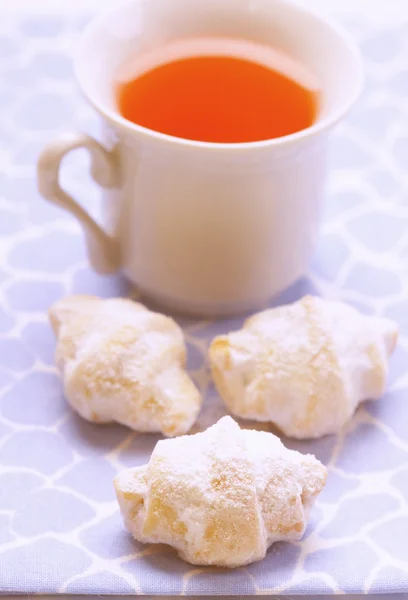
left=114, top=416, right=326, bottom=567
left=210, top=296, right=398, bottom=438
left=49, top=295, right=201, bottom=437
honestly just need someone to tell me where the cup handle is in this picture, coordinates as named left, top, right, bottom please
left=37, top=132, right=121, bottom=274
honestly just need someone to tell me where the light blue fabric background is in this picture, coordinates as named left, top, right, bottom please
left=0, top=12, right=408, bottom=596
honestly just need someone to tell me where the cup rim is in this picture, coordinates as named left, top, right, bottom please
left=74, top=0, right=364, bottom=151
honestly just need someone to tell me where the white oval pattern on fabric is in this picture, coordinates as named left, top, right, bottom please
left=0, top=11, right=408, bottom=596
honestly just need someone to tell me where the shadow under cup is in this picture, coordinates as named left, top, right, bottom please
left=67, top=0, right=364, bottom=317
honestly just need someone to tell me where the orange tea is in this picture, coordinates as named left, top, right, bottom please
left=117, top=39, right=319, bottom=143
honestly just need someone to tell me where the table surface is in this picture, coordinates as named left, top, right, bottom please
left=1, top=0, right=408, bottom=597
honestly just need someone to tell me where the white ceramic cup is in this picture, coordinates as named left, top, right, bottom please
left=37, top=0, right=363, bottom=317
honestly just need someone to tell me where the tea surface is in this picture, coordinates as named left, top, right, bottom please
left=117, top=40, right=318, bottom=143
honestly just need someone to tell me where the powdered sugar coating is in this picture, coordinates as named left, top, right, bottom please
left=49, top=295, right=201, bottom=437
left=114, top=416, right=327, bottom=567
left=209, top=296, right=398, bottom=439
